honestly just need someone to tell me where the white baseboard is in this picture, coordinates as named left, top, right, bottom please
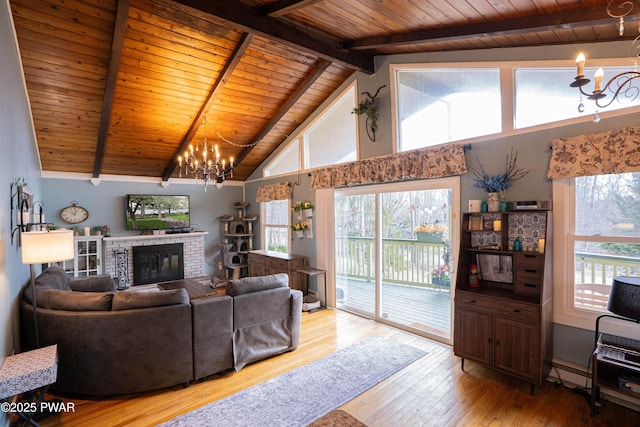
left=549, top=358, right=640, bottom=412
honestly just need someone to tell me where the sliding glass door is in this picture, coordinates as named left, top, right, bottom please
left=334, top=178, right=459, bottom=342
left=335, top=193, right=376, bottom=316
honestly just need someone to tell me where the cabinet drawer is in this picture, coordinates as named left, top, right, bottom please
left=515, top=253, right=544, bottom=269
left=456, top=292, right=539, bottom=324
left=267, top=258, right=289, bottom=272
left=515, top=268, right=542, bottom=297
left=248, top=253, right=265, bottom=265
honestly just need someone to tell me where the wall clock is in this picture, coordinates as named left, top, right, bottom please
left=60, top=202, right=89, bottom=224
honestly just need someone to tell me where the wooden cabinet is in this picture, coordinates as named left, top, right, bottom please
left=50, top=236, right=103, bottom=277
left=248, top=250, right=307, bottom=292
left=453, top=210, right=552, bottom=391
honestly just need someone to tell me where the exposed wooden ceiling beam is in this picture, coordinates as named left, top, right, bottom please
left=171, top=0, right=374, bottom=73
left=343, top=7, right=633, bottom=50
left=260, top=0, right=325, bottom=17
left=92, top=0, right=130, bottom=178
left=162, top=33, right=254, bottom=182
left=233, top=59, right=332, bottom=168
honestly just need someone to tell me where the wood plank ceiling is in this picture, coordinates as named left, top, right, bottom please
left=9, top=0, right=636, bottom=182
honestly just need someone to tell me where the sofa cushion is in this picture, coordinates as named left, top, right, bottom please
left=226, top=273, right=289, bottom=297
left=47, top=289, right=114, bottom=311
left=35, top=266, right=71, bottom=291
left=69, top=275, right=117, bottom=292
left=112, top=288, right=189, bottom=311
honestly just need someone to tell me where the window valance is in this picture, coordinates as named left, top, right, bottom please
left=310, top=144, right=467, bottom=190
left=256, top=182, right=292, bottom=203
left=548, top=127, right=640, bottom=179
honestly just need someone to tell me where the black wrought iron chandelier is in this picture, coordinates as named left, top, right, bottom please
left=177, top=115, right=234, bottom=191
left=570, top=1, right=640, bottom=120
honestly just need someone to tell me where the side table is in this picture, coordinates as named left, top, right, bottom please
left=296, top=267, right=327, bottom=312
left=0, top=345, right=58, bottom=426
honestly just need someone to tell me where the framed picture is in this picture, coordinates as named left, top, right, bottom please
left=468, top=216, right=482, bottom=231
left=476, top=253, right=514, bottom=283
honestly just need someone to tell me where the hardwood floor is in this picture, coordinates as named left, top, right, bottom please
left=35, top=309, right=639, bottom=426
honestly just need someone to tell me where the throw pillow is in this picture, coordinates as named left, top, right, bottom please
left=35, top=266, right=72, bottom=291
left=112, top=288, right=189, bottom=310
left=226, top=273, right=289, bottom=297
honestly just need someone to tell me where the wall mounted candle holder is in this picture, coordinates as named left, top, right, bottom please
left=10, top=179, right=32, bottom=246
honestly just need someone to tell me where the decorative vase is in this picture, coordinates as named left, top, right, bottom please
left=296, top=230, right=304, bottom=238
left=499, top=198, right=508, bottom=212
left=487, top=192, right=500, bottom=212
left=304, top=208, right=313, bottom=218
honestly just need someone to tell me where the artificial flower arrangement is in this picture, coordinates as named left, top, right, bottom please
left=415, top=224, right=447, bottom=233
left=291, top=221, right=311, bottom=231
left=470, top=147, right=529, bottom=195
left=292, top=201, right=314, bottom=211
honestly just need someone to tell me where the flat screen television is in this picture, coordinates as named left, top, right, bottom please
left=125, top=194, right=190, bottom=231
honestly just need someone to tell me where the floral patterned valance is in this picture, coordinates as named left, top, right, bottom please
left=548, top=127, right=640, bottom=179
left=310, top=144, right=467, bottom=190
left=256, top=182, right=291, bottom=202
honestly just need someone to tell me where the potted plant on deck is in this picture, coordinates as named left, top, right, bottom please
left=415, top=224, right=447, bottom=243
left=432, top=264, right=451, bottom=287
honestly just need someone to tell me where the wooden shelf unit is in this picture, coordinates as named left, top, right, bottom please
left=454, top=210, right=553, bottom=392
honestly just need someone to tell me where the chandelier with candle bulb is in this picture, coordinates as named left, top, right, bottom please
left=177, top=115, right=234, bottom=191
left=570, top=1, right=640, bottom=121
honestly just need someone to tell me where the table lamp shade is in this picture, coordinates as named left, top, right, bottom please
left=21, top=230, right=74, bottom=264
left=608, top=276, right=640, bottom=321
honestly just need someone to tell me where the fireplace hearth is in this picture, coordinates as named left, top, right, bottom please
left=133, top=243, right=184, bottom=285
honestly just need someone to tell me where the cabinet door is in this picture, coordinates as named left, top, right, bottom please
left=494, top=317, right=540, bottom=382
left=454, top=309, right=493, bottom=365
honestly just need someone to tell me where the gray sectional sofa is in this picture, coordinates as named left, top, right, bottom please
left=20, top=266, right=302, bottom=396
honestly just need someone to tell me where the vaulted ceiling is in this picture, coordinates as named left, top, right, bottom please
left=9, top=0, right=635, bottom=182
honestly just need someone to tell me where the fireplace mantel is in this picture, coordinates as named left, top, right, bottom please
left=104, top=231, right=208, bottom=243
left=103, top=232, right=208, bottom=288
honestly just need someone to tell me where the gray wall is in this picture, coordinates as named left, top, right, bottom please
left=246, top=41, right=640, bottom=368
left=40, top=179, right=243, bottom=277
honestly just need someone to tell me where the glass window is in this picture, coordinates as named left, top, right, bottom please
left=395, top=68, right=501, bottom=151
left=262, top=199, right=289, bottom=253
left=515, top=67, right=640, bottom=129
left=304, top=84, right=357, bottom=169
left=571, top=173, right=640, bottom=313
left=264, top=139, right=300, bottom=177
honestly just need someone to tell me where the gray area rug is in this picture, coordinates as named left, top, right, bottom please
left=160, top=335, right=426, bottom=427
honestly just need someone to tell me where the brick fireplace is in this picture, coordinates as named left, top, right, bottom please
left=133, top=243, right=184, bottom=285
left=103, top=232, right=207, bottom=288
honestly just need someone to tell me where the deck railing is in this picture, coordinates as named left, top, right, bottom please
left=574, top=251, right=640, bottom=311
left=335, top=236, right=448, bottom=289
left=334, top=238, right=640, bottom=300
